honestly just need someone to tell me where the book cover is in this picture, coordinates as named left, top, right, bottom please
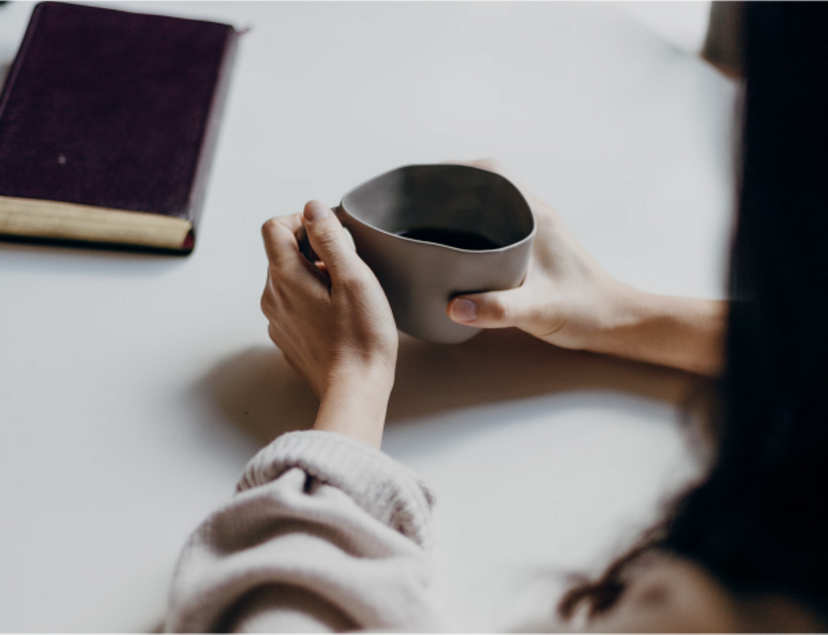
left=0, top=2, right=238, bottom=254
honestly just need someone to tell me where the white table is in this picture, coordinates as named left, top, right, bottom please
left=0, top=2, right=737, bottom=630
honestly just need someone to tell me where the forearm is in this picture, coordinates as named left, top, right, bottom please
left=313, top=365, right=394, bottom=449
left=590, top=285, right=727, bottom=376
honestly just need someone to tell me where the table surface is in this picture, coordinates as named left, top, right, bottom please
left=0, top=2, right=737, bottom=630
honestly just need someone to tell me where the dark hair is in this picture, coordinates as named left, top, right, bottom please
left=560, top=1, right=828, bottom=622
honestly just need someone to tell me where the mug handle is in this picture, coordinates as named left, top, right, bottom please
left=296, top=205, right=355, bottom=263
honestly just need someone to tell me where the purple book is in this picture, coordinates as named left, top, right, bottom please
left=0, top=2, right=238, bottom=254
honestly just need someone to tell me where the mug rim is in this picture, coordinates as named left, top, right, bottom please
left=338, top=163, right=537, bottom=254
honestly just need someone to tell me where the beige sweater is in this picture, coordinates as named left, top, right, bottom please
left=164, top=430, right=445, bottom=632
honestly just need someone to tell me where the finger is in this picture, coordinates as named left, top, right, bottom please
left=447, top=288, right=531, bottom=329
left=261, top=217, right=301, bottom=267
left=301, top=200, right=361, bottom=284
left=279, top=212, right=304, bottom=236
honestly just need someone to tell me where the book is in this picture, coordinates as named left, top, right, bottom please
left=0, top=2, right=238, bottom=254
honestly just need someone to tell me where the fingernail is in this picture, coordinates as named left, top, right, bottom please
left=304, top=201, right=330, bottom=222
left=451, top=299, right=478, bottom=323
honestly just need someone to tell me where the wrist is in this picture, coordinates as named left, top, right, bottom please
left=585, top=282, right=666, bottom=353
left=314, top=362, right=395, bottom=449
left=567, top=279, right=648, bottom=354
left=325, top=358, right=395, bottom=400
left=603, top=282, right=655, bottom=338
left=587, top=285, right=727, bottom=375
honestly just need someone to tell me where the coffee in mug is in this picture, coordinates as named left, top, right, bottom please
left=394, top=228, right=502, bottom=251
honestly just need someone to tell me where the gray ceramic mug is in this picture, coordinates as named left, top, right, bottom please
left=306, top=164, right=536, bottom=344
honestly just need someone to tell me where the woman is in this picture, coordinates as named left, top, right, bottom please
left=165, top=3, right=828, bottom=631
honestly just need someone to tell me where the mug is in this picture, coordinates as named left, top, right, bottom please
left=307, top=164, right=535, bottom=344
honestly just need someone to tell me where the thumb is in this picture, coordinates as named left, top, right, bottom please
left=448, top=288, right=528, bottom=329
left=302, top=200, right=357, bottom=282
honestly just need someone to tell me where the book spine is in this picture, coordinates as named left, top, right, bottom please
left=184, top=26, right=240, bottom=252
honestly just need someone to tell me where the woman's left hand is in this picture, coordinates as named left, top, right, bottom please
left=261, top=201, right=398, bottom=448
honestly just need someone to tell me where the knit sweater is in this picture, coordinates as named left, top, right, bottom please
left=164, top=430, right=445, bottom=632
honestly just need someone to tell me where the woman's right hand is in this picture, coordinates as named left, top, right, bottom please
left=446, top=159, right=631, bottom=352
left=446, top=159, right=726, bottom=376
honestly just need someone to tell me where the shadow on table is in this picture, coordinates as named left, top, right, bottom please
left=0, top=236, right=192, bottom=277
left=199, top=328, right=703, bottom=447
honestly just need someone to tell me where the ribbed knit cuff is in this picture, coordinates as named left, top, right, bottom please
left=236, top=430, right=435, bottom=548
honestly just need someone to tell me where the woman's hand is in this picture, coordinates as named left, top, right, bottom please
left=446, top=159, right=726, bottom=376
left=446, top=159, right=629, bottom=351
left=261, top=201, right=398, bottom=448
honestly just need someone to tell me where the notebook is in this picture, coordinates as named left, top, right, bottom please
left=0, top=2, right=238, bottom=253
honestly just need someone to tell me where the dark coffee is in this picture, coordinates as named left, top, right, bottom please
left=396, top=227, right=500, bottom=250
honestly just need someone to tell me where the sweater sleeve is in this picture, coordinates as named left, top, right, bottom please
left=164, top=430, right=442, bottom=633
